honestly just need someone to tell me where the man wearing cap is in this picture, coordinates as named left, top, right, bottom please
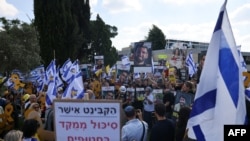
left=122, top=105, right=148, bottom=141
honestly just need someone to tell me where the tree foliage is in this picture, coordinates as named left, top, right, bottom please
left=146, top=24, right=166, bottom=50
left=0, top=17, right=41, bottom=72
left=90, top=14, right=118, bottom=66
left=71, top=0, right=91, bottom=62
left=34, top=0, right=84, bottom=67
left=34, top=0, right=118, bottom=67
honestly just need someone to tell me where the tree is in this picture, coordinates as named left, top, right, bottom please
left=90, top=14, right=118, bottom=66
left=146, top=24, right=166, bottom=50
left=70, top=0, right=91, bottom=62
left=34, top=0, right=84, bottom=67
left=0, top=18, right=41, bottom=72
left=34, top=0, right=119, bottom=67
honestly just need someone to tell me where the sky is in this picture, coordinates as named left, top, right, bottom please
left=1, top=0, right=250, bottom=52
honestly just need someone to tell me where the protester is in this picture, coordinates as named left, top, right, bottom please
left=4, top=130, right=23, bottom=141
left=175, top=107, right=191, bottom=141
left=44, top=104, right=54, bottom=131
left=195, top=53, right=206, bottom=84
left=24, top=94, right=37, bottom=110
left=143, top=86, right=154, bottom=130
left=22, top=119, right=40, bottom=141
left=162, top=91, right=175, bottom=119
left=24, top=103, right=44, bottom=141
left=122, top=105, right=148, bottom=141
left=150, top=103, right=175, bottom=141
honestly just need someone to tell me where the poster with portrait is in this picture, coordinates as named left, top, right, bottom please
left=152, top=89, right=163, bottom=103
left=126, top=87, right=135, bottom=103
left=153, top=65, right=165, bottom=78
left=116, top=61, right=130, bottom=81
left=133, top=41, right=153, bottom=73
left=79, top=64, right=91, bottom=80
left=172, top=91, right=194, bottom=119
left=101, top=86, right=115, bottom=98
left=135, top=87, right=145, bottom=101
left=94, top=55, right=104, bottom=70
left=168, top=42, right=187, bottom=69
left=157, top=54, right=168, bottom=66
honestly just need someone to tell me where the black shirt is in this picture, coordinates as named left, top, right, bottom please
left=150, top=119, right=175, bottom=141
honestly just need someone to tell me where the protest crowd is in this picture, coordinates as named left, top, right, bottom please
left=0, top=49, right=201, bottom=141
left=1, top=1, right=250, bottom=140
left=0, top=45, right=249, bottom=141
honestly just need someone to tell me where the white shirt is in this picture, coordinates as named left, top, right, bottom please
left=143, top=93, right=154, bottom=112
left=122, top=118, right=148, bottom=141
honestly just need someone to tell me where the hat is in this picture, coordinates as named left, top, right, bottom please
left=119, top=86, right=126, bottom=93
left=124, top=105, right=135, bottom=117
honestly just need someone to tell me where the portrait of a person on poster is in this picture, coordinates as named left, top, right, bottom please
left=133, top=42, right=152, bottom=67
left=94, top=55, right=104, bottom=70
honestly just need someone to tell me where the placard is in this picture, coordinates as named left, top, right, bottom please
left=54, top=99, right=121, bottom=141
left=152, top=89, right=163, bottom=103
left=101, top=86, right=115, bottom=98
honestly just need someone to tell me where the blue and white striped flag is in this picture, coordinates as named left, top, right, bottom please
left=185, top=51, right=197, bottom=77
left=245, top=87, right=250, bottom=102
left=121, top=55, right=130, bottom=66
left=134, top=72, right=140, bottom=79
left=45, top=59, right=57, bottom=107
left=60, top=58, right=73, bottom=82
left=236, top=46, right=250, bottom=101
left=237, top=46, right=247, bottom=80
left=187, top=1, right=247, bottom=140
left=62, top=71, right=84, bottom=99
left=62, top=59, right=80, bottom=84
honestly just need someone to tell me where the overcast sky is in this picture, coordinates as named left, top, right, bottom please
left=1, top=0, right=250, bottom=52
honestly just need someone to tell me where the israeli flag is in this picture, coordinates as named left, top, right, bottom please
left=237, top=46, right=247, bottom=81
left=62, top=71, right=84, bottom=99
left=45, top=59, right=57, bottom=107
left=60, top=58, right=73, bottom=81
left=187, top=1, right=247, bottom=140
left=185, top=51, right=197, bottom=77
left=62, top=59, right=80, bottom=84
left=245, top=87, right=250, bottom=102
left=121, top=55, right=130, bottom=66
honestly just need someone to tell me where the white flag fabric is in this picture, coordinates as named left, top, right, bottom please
left=236, top=46, right=250, bottom=101
left=62, top=59, right=80, bottom=84
left=187, top=0, right=247, bottom=141
left=185, top=51, right=197, bottom=77
left=28, top=65, right=46, bottom=92
left=121, top=56, right=130, bottom=66
left=237, top=46, right=247, bottom=74
left=4, top=77, right=14, bottom=88
left=60, top=58, right=73, bottom=82
left=62, top=71, right=84, bottom=99
left=45, top=59, right=57, bottom=107
left=245, top=87, right=250, bottom=102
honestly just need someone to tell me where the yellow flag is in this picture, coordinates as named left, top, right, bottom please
left=106, top=65, right=110, bottom=73
left=95, top=69, right=102, bottom=76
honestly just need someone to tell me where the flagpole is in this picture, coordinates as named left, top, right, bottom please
left=53, top=50, right=56, bottom=60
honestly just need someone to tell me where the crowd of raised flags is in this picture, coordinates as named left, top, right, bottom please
left=3, top=58, right=85, bottom=107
